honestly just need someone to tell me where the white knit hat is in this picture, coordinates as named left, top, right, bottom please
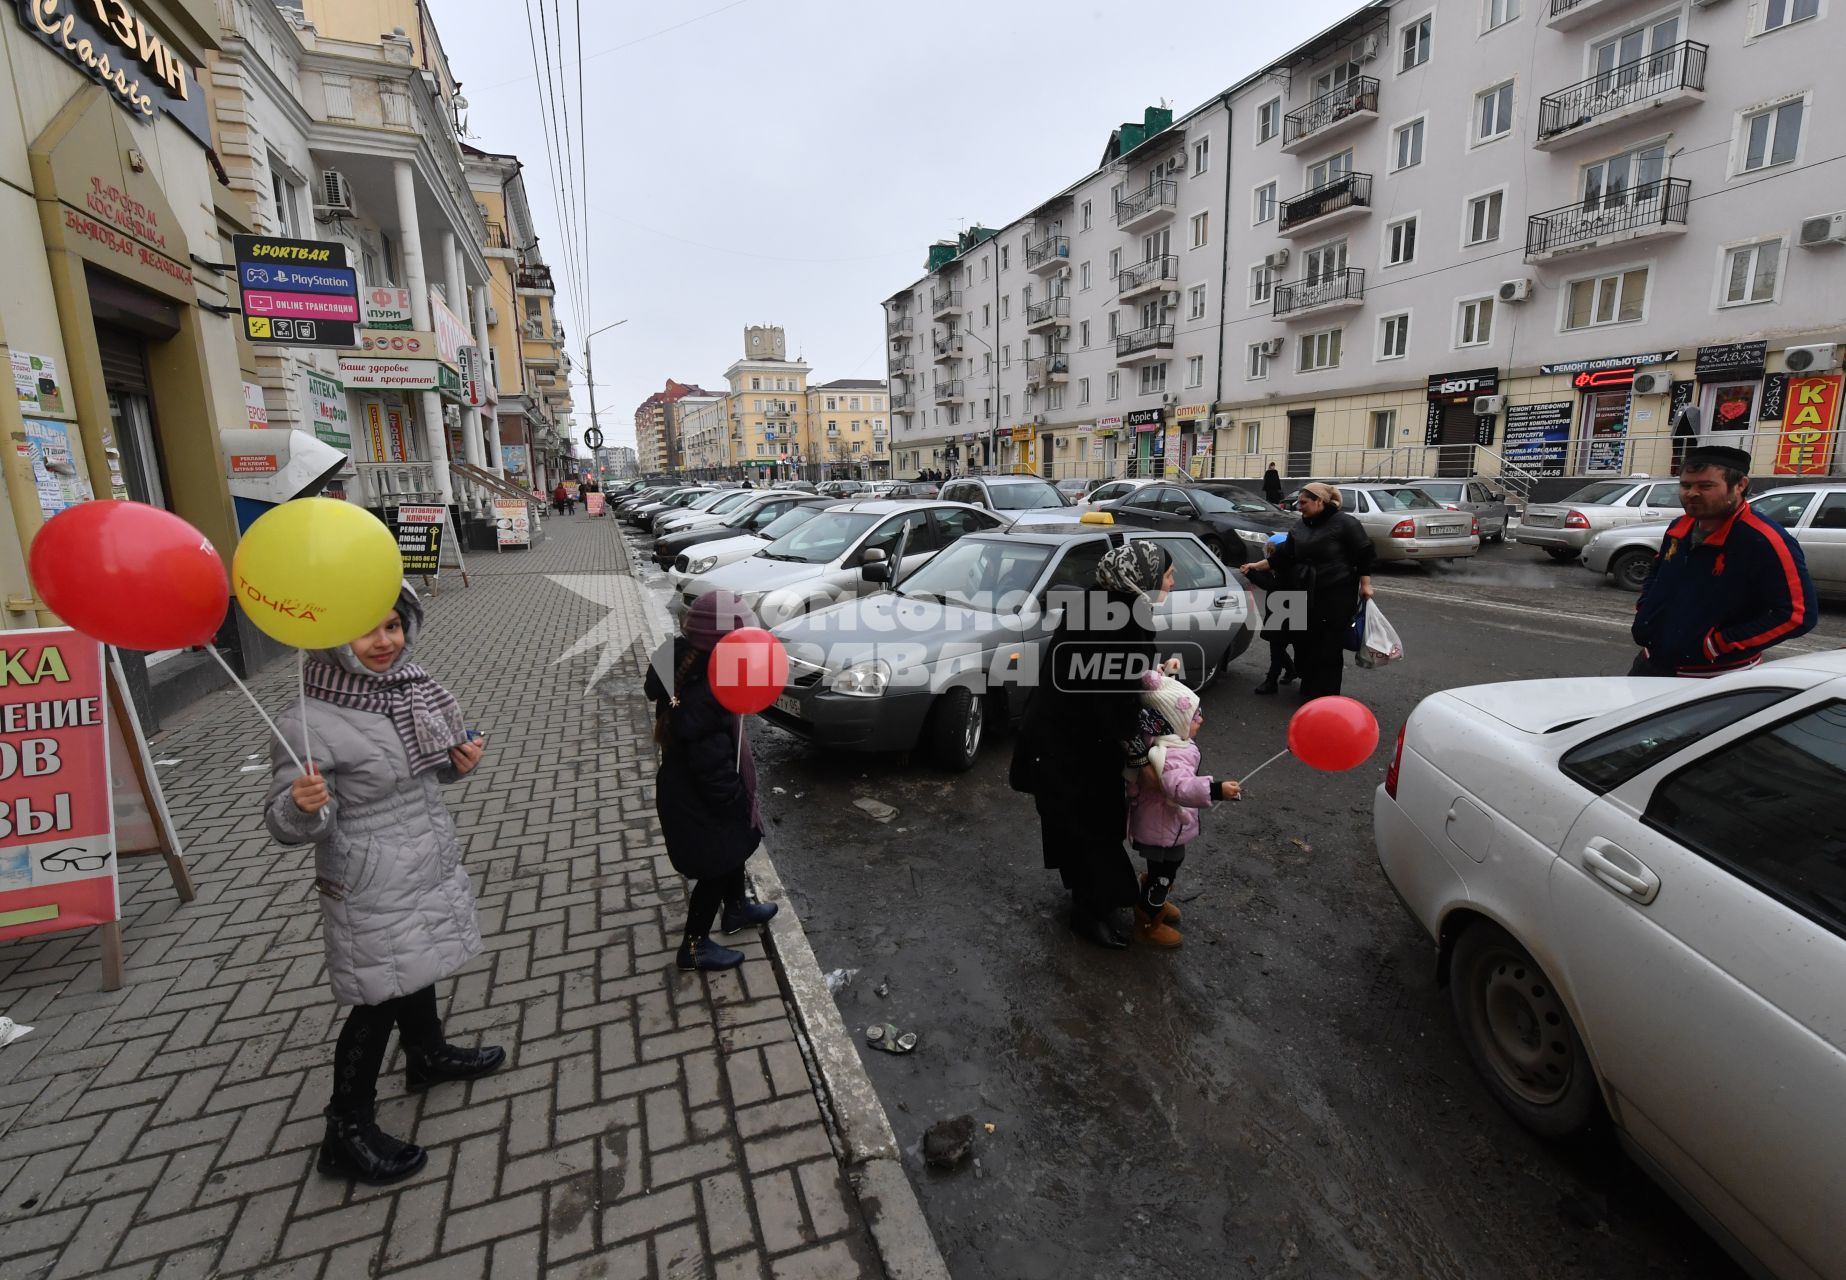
left=1139, top=671, right=1199, bottom=741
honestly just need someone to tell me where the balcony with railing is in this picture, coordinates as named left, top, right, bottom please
left=515, top=264, right=554, bottom=292
left=1539, top=44, right=1707, bottom=153
left=930, top=289, right=964, bottom=319
left=1115, top=324, right=1175, bottom=364
left=1525, top=177, right=1690, bottom=261
left=1117, top=254, right=1178, bottom=301
left=1547, top=0, right=1647, bottom=31
left=763, top=402, right=796, bottom=419
left=1024, top=295, right=1070, bottom=332
left=934, top=379, right=965, bottom=404
left=1026, top=353, right=1070, bottom=387
left=1279, top=172, right=1373, bottom=236
left=1114, top=179, right=1178, bottom=231
left=887, top=311, right=914, bottom=339
left=1273, top=267, right=1366, bottom=319
left=892, top=390, right=915, bottom=410
left=1281, top=76, right=1380, bottom=154
left=890, top=353, right=914, bottom=375
left=933, top=331, right=966, bottom=362
left=1025, top=234, right=1070, bottom=273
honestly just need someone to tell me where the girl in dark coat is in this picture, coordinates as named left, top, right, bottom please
left=643, top=590, right=778, bottom=971
left=1243, top=482, right=1374, bottom=701
left=1012, top=541, right=1170, bottom=949
left=1245, top=532, right=1299, bottom=695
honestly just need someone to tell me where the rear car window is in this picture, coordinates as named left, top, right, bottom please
left=1148, top=537, right=1226, bottom=591
left=1561, top=689, right=1796, bottom=795
left=1566, top=481, right=1639, bottom=506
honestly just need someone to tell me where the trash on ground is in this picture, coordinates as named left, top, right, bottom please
left=866, top=1023, right=918, bottom=1055
left=823, top=968, right=858, bottom=994
left=239, top=764, right=267, bottom=773
left=154, top=759, right=180, bottom=766
left=0, top=1017, right=32, bottom=1048
left=923, top=1114, right=976, bottom=1168
left=1291, top=838, right=1313, bottom=853
left=853, top=797, right=898, bottom=824
left=874, top=980, right=890, bottom=998
left=982, top=1122, right=996, bottom=1134
left=772, top=786, right=786, bottom=795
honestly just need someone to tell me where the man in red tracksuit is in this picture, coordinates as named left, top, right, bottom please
left=1630, top=445, right=1816, bottom=677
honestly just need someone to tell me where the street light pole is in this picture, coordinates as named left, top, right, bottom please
left=582, top=318, right=629, bottom=470
left=954, top=326, right=1000, bottom=476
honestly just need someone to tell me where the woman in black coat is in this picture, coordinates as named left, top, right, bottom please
left=643, top=590, right=778, bottom=971
left=1242, top=482, right=1374, bottom=701
left=1012, top=542, right=1171, bottom=949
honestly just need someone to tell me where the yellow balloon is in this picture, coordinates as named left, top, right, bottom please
left=231, top=498, right=404, bottom=649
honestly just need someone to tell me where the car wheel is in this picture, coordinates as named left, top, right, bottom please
left=1201, top=535, right=1227, bottom=564
left=1543, top=547, right=1578, bottom=563
left=1609, top=548, right=1654, bottom=593
left=1448, top=921, right=1599, bottom=1139
left=927, top=686, right=983, bottom=772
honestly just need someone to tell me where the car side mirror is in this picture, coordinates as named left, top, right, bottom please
left=1490, top=492, right=1505, bottom=504
left=862, top=561, right=891, bottom=584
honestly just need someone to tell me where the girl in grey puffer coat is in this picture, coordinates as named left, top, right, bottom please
left=263, top=583, right=503, bottom=1186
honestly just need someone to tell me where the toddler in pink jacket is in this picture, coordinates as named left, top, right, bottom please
left=1125, top=671, right=1242, bottom=948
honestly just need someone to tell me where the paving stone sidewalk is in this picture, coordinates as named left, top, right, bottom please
left=0, top=513, right=885, bottom=1279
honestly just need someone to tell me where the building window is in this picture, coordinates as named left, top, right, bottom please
left=1458, top=296, right=1495, bottom=346
left=1250, top=264, right=1275, bottom=306
left=825, top=396, right=837, bottom=410
left=1188, top=284, right=1207, bottom=320
left=1108, top=312, right=1120, bottom=340
left=1001, top=344, right=1011, bottom=368
left=1387, top=215, right=1418, bottom=266
left=1393, top=119, right=1425, bottom=171
left=1080, top=261, right=1092, bottom=291
left=1370, top=409, right=1396, bottom=449
left=1307, top=149, right=1353, bottom=190
left=1565, top=267, right=1649, bottom=329
left=1483, top=0, right=1520, bottom=31
left=1466, top=191, right=1504, bottom=245
left=1190, top=211, right=1209, bottom=248
left=1079, top=377, right=1091, bottom=405
left=1400, top=15, right=1431, bottom=71
left=1741, top=99, right=1804, bottom=172
left=1048, top=385, right=1066, bottom=410
left=1298, top=329, right=1342, bottom=372
left=1193, top=136, right=1210, bottom=174
left=1082, top=199, right=1093, bottom=231
left=1185, top=355, right=1204, bottom=388
left=1003, top=394, right=1012, bottom=416
left=1761, top=0, right=1818, bottom=32
left=982, top=303, right=991, bottom=327
left=982, top=258, right=990, bottom=279
left=1247, top=344, right=1271, bottom=380
left=1257, top=98, right=1281, bottom=143
left=1000, top=296, right=1010, bottom=320
left=1001, top=245, right=1010, bottom=269
left=1475, top=82, right=1514, bottom=144
left=1242, top=421, right=1261, bottom=454
left=1253, top=182, right=1277, bottom=224
left=1108, top=248, right=1121, bottom=277
left=1079, top=320, right=1091, bottom=348
left=1380, top=313, right=1410, bottom=360
left=1107, top=372, right=1120, bottom=401
left=1722, top=239, right=1782, bottom=306
left=849, top=397, right=861, bottom=410
left=751, top=377, right=762, bottom=390
left=1140, top=363, right=1168, bottom=394
left=269, top=164, right=300, bottom=236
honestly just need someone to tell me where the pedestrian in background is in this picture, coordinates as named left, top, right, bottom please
left=552, top=481, right=569, bottom=515
left=644, top=590, right=779, bottom=972
left=1631, top=445, right=1815, bottom=676
left=265, top=583, right=504, bottom=1187
left=1263, top=462, right=1283, bottom=506
left=1242, top=483, right=1373, bottom=700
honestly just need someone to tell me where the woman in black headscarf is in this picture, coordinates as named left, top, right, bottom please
left=1011, top=541, right=1172, bottom=949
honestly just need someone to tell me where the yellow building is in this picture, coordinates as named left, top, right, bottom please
left=806, top=380, right=891, bottom=479
left=725, top=326, right=811, bottom=481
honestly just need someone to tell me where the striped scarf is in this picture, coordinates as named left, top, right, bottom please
left=302, top=655, right=467, bottom=775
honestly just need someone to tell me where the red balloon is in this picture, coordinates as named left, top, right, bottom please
left=29, top=501, right=228, bottom=649
left=708, top=628, right=790, bottom=714
left=1287, top=696, right=1380, bottom=772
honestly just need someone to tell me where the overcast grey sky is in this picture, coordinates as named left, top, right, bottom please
left=441, top=0, right=1363, bottom=452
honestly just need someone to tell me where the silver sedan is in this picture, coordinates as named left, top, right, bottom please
left=1582, top=484, right=1846, bottom=595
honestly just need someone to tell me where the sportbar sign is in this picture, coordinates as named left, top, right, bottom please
left=14, top=0, right=212, bottom=149
left=234, top=235, right=360, bottom=349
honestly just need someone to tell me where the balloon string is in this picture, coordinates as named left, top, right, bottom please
left=1238, top=748, right=1290, bottom=786
left=207, top=647, right=304, bottom=773
left=297, top=650, right=314, bottom=773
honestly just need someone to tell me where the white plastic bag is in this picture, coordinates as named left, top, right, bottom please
left=1354, top=600, right=1404, bottom=669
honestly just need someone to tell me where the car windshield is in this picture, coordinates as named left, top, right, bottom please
left=896, top=539, right=1052, bottom=611
left=754, top=506, right=825, bottom=539
left=1563, top=481, right=1637, bottom=506
left=705, top=491, right=756, bottom=514
left=759, top=511, right=879, bottom=563
left=1368, top=487, right=1441, bottom=511
left=991, top=481, right=1066, bottom=510
left=1416, top=483, right=1464, bottom=502
left=1191, top=489, right=1278, bottom=515
left=681, top=492, right=728, bottom=511
left=666, top=490, right=708, bottom=507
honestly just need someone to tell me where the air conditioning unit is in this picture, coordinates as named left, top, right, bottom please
left=315, top=169, right=355, bottom=218
left=1213, top=413, right=1232, bottom=429
left=1798, top=212, right=1846, bottom=247
left=1473, top=394, right=1507, bottom=415
left=485, top=305, right=499, bottom=326
left=1055, top=266, right=1072, bottom=280
left=1259, top=338, right=1285, bottom=357
left=1498, top=278, right=1534, bottom=303
left=1032, top=414, right=1046, bottom=425
left=1161, top=393, right=1178, bottom=406
left=1264, top=249, right=1291, bottom=271
left=1785, top=343, right=1842, bottom=373
left=1352, top=33, right=1381, bottom=62
left=1631, top=370, right=1672, bottom=395
left=1162, top=291, right=1181, bottom=307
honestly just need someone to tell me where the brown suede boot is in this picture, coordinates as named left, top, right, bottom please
left=1139, top=874, right=1181, bottom=925
left=1134, top=907, right=1183, bottom=949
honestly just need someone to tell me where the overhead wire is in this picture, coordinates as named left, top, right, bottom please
left=536, top=0, right=588, bottom=342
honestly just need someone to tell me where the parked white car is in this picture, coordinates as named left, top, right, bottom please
left=1375, top=656, right=1846, bottom=1280
left=653, top=489, right=761, bottom=535
left=1580, top=484, right=1846, bottom=596
left=663, top=501, right=838, bottom=586
left=1514, top=477, right=1682, bottom=561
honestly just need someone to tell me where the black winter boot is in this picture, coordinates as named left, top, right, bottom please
left=405, top=1043, right=506, bottom=1092
left=1254, top=675, right=1280, bottom=695
left=677, top=936, right=746, bottom=971
left=317, top=1108, right=427, bottom=1185
left=721, top=899, right=778, bottom=935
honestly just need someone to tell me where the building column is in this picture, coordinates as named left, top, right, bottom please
left=393, top=160, right=453, bottom=505
left=469, top=281, right=499, bottom=473
left=441, top=233, right=487, bottom=480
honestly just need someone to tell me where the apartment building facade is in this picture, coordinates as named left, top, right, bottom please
left=807, top=379, right=891, bottom=478
left=725, top=326, right=813, bottom=481
left=885, top=0, right=1846, bottom=488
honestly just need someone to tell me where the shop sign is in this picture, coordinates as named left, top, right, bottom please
left=392, top=506, right=446, bottom=574
left=385, top=407, right=409, bottom=462
left=233, top=235, right=359, bottom=348
left=362, top=287, right=414, bottom=329
left=1669, top=379, right=1697, bottom=426
left=459, top=346, right=487, bottom=406
left=12, top=352, right=66, bottom=417
left=304, top=370, right=350, bottom=449
left=363, top=402, right=386, bottom=462
left=1539, top=351, right=1676, bottom=376
left=338, top=357, right=440, bottom=392
left=241, top=381, right=268, bottom=428
left=1569, top=366, right=1643, bottom=391
left=1010, top=426, right=1034, bottom=441
left=436, top=364, right=463, bottom=401
left=15, top=0, right=212, bottom=148
left=429, top=292, right=472, bottom=368
left=350, top=329, right=437, bottom=357
left=1426, top=368, right=1499, bottom=403
left=0, top=630, right=119, bottom=944
left=493, top=498, right=531, bottom=547
left=501, top=443, right=529, bottom=482
left=1125, top=408, right=1164, bottom=432
left=59, top=178, right=191, bottom=293
left=1774, top=376, right=1841, bottom=475
left=1760, top=372, right=1788, bottom=422
left=228, top=453, right=277, bottom=475
left=1173, top=402, right=1211, bottom=420
left=1695, top=341, right=1767, bottom=384
left=1095, top=416, right=1121, bottom=437
left=1501, top=402, right=1573, bottom=478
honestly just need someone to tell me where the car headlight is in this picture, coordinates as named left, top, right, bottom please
left=829, top=659, right=891, bottom=697
left=689, top=555, right=719, bottom=574
left=1235, top=528, right=1269, bottom=545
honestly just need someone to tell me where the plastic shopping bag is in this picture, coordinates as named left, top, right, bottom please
left=1354, top=600, right=1404, bottom=669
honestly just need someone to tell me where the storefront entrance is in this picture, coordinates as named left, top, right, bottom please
left=1286, top=410, right=1315, bottom=477
left=1576, top=390, right=1632, bottom=473
left=1433, top=403, right=1479, bottom=477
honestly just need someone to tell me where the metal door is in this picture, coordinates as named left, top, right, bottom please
left=1435, top=404, right=1477, bottom=477
left=1286, top=410, right=1315, bottom=477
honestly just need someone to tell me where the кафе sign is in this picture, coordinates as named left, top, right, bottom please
left=14, top=0, right=213, bottom=149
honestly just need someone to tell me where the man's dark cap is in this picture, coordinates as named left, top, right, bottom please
left=1682, top=444, right=1752, bottom=475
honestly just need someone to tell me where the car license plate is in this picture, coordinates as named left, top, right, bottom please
left=773, top=694, right=801, bottom=719
left=1429, top=524, right=1464, bottom=536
